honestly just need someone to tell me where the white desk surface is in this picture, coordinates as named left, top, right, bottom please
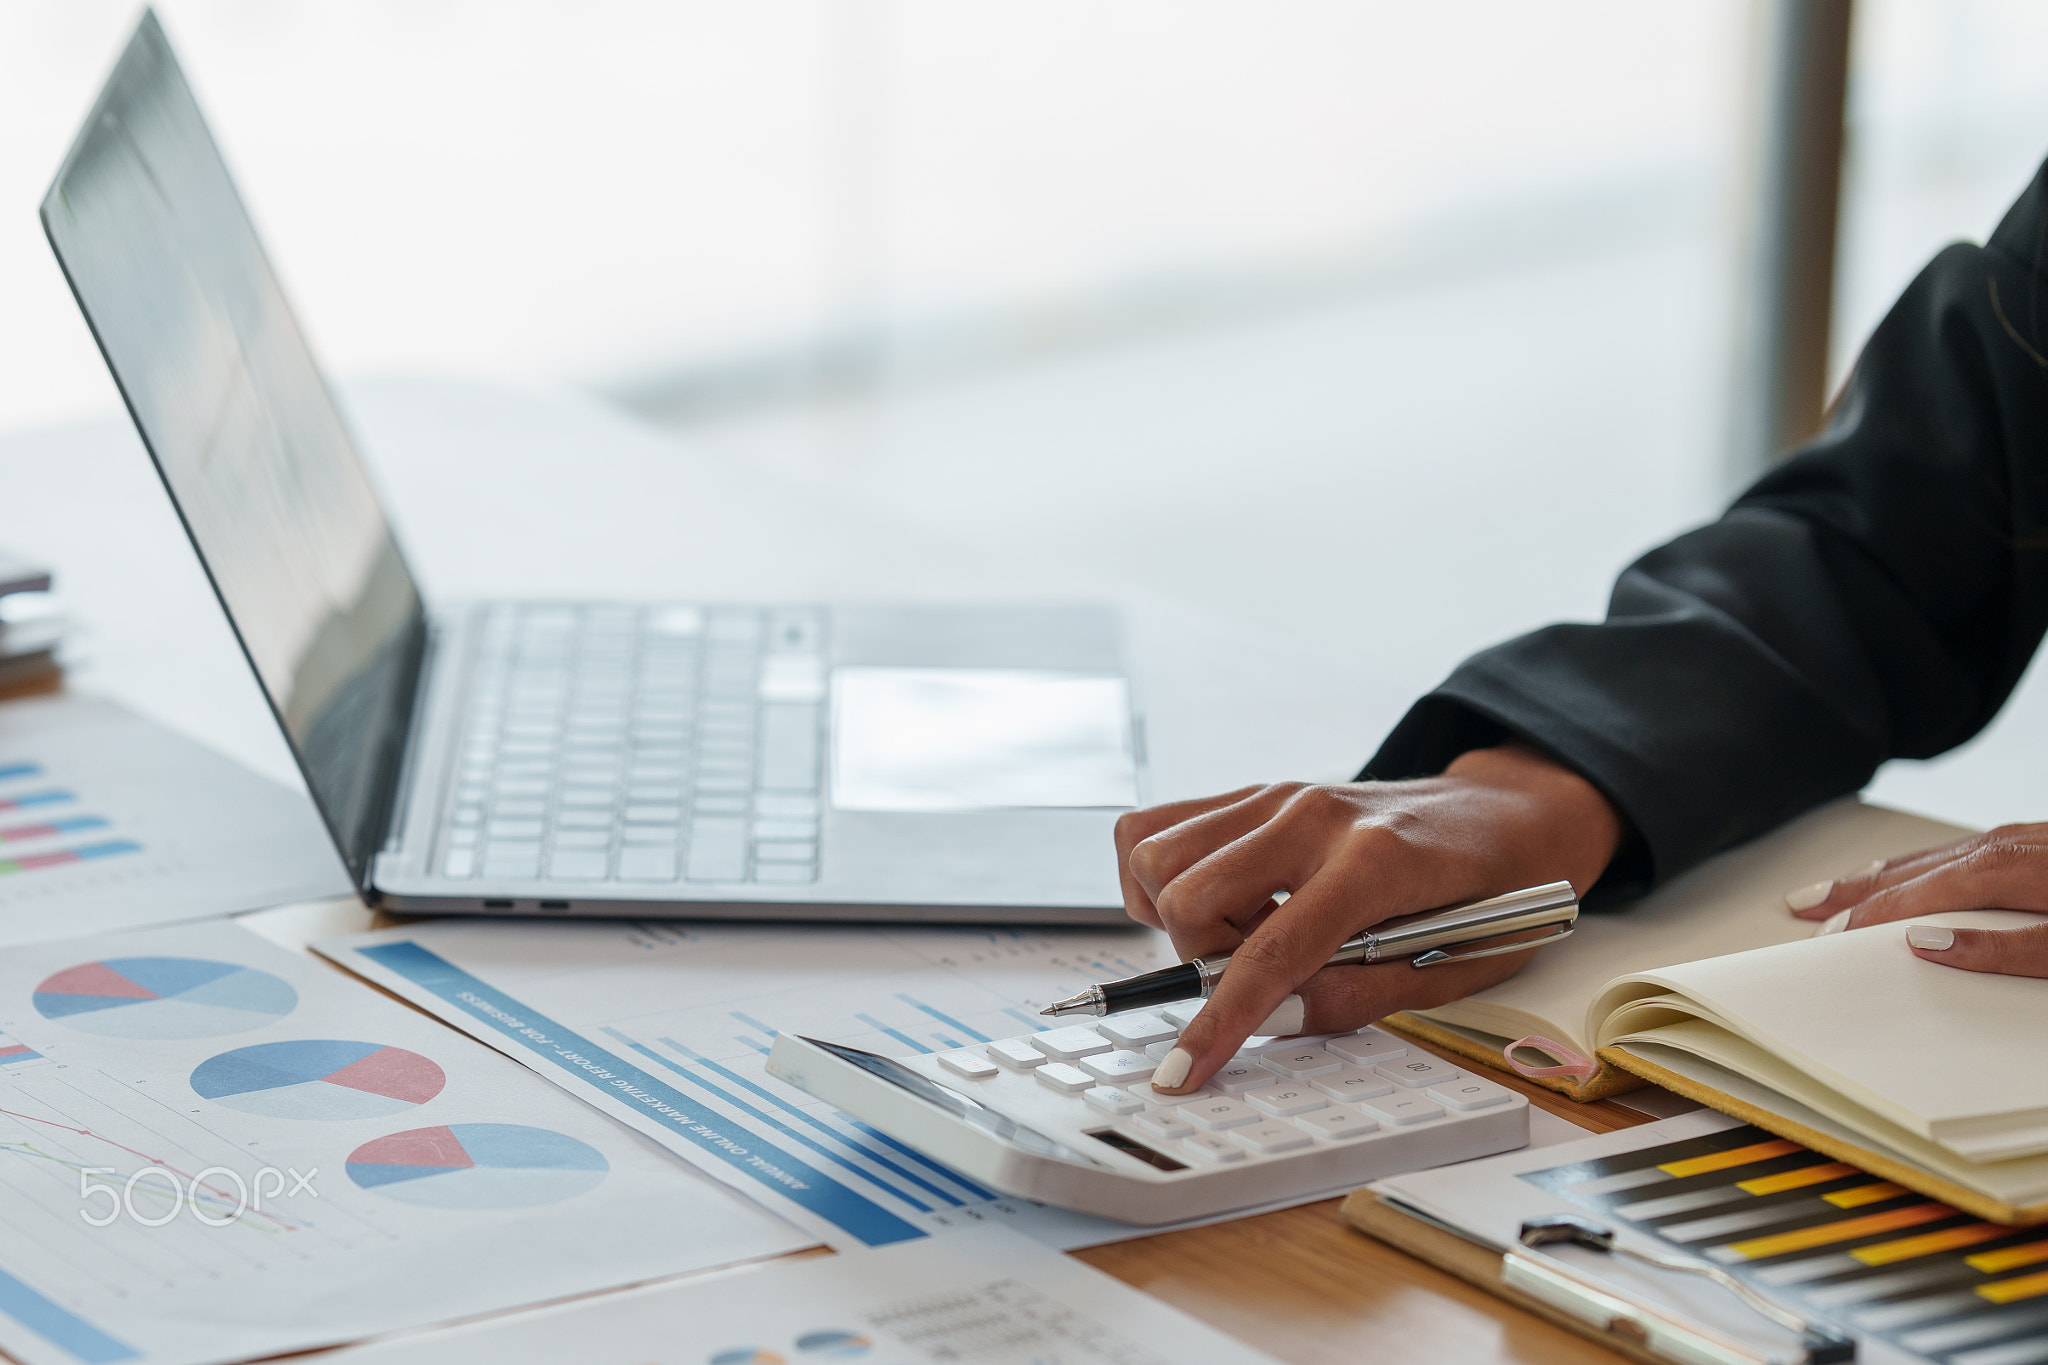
left=0, top=376, right=1643, bottom=1365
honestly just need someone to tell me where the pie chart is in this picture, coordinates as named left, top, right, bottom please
left=191, top=1040, right=446, bottom=1120
left=346, top=1123, right=608, bottom=1209
left=33, top=957, right=297, bottom=1039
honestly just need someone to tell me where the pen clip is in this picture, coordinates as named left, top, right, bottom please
left=1505, top=1215, right=1855, bottom=1365
left=1410, top=920, right=1575, bottom=967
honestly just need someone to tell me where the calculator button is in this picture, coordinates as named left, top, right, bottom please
left=1261, top=1047, right=1345, bottom=1079
left=1032, top=1031, right=1114, bottom=1064
left=1084, top=1085, right=1147, bottom=1116
left=1030, top=1026, right=1115, bottom=1061
left=1244, top=1084, right=1327, bottom=1117
left=1136, top=1085, right=1209, bottom=1106
left=1358, top=1093, right=1444, bottom=1126
left=1327, top=1030, right=1410, bottom=1065
left=1428, top=1078, right=1514, bottom=1111
left=1159, top=1001, right=1204, bottom=1029
left=1232, top=1034, right=1297, bottom=1057
left=1375, top=1057, right=1462, bottom=1088
left=1100, top=1013, right=1178, bottom=1048
left=1181, top=1097, right=1260, bottom=1131
left=1310, top=1066, right=1397, bottom=1101
left=937, top=1050, right=998, bottom=1079
left=1231, top=1121, right=1314, bottom=1155
left=1136, top=1109, right=1195, bottom=1139
left=1297, top=1108, right=1379, bottom=1141
left=1036, top=1062, right=1095, bottom=1093
left=1181, top=1133, right=1247, bottom=1164
left=1080, top=1049, right=1156, bottom=1083
left=1144, top=1040, right=1180, bottom=1062
left=986, top=1038, right=1047, bottom=1070
left=1208, top=1061, right=1271, bottom=1094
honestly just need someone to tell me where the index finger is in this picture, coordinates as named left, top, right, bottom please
left=1155, top=855, right=1438, bottom=1091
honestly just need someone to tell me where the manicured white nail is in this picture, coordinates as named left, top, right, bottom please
left=1817, top=908, right=1852, bottom=935
left=1785, top=880, right=1833, bottom=912
left=1151, top=1047, right=1192, bottom=1091
left=1906, top=924, right=1955, bottom=952
left=1866, top=859, right=1886, bottom=875
left=1256, top=995, right=1306, bottom=1037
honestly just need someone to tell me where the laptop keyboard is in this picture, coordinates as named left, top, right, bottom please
left=434, top=603, right=825, bottom=888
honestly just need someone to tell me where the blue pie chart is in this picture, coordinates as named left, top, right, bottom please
left=346, top=1123, right=608, bottom=1209
left=33, top=957, right=296, bottom=1039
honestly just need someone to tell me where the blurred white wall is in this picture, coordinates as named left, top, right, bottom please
left=1832, top=0, right=2048, bottom=389
left=0, top=2, right=1742, bottom=431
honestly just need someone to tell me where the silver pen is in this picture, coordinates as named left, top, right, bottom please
left=1039, top=880, right=1579, bottom=1019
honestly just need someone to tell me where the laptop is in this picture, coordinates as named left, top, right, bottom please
left=41, top=13, right=1142, bottom=925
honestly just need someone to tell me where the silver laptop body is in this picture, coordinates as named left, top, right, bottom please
left=41, top=13, right=1140, bottom=925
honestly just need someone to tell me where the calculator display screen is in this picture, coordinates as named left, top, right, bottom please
left=804, top=1038, right=1109, bottom=1169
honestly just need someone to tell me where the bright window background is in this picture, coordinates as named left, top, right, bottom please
left=2, top=3, right=2045, bottom=825
left=0, top=2, right=1741, bottom=428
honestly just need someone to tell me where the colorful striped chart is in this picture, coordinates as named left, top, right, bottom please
left=0, top=1033, right=41, bottom=1068
left=1523, top=1125, right=2048, bottom=1365
left=0, top=762, right=142, bottom=877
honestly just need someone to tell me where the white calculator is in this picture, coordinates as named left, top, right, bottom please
left=766, top=1005, right=1529, bottom=1224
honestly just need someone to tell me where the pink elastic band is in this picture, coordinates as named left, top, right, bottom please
left=1503, top=1034, right=1600, bottom=1080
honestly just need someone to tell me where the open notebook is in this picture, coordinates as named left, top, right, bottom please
left=1381, top=799, right=2048, bottom=1224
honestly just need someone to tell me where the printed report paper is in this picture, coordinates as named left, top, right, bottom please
left=0, top=694, right=351, bottom=944
left=0, top=918, right=806, bottom=1365
left=321, top=1224, right=1279, bottom=1365
left=319, top=917, right=1589, bottom=1251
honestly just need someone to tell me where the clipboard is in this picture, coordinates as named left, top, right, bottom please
left=1341, top=1190, right=1855, bottom=1365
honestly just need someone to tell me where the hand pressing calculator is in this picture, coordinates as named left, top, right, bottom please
left=766, top=1003, right=1529, bottom=1224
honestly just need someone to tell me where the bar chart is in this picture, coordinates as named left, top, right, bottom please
left=1523, top=1124, right=2048, bottom=1364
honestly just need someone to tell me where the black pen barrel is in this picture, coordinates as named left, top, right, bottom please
left=1098, top=964, right=1204, bottom=1016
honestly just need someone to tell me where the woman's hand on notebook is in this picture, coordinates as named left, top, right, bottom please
left=1113, top=740, right=1623, bottom=1092
left=1785, top=825, right=2048, bottom=979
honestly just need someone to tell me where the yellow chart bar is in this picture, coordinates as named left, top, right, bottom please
left=1737, top=1163, right=1857, bottom=1196
left=1969, top=1241, right=2048, bottom=1275
left=1722, top=1204, right=1954, bottom=1262
left=1853, top=1223, right=2006, bottom=1267
left=1659, top=1140, right=1802, bottom=1180
left=1824, top=1182, right=1907, bottom=1210
left=1977, top=1269, right=2048, bottom=1306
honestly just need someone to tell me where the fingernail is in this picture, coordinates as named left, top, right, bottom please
left=1906, top=924, right=1954, bottom=952
left=1151, top=1047, right=1192, bottom=1091
left=1866, top=859, right=1886, bottom=875
left=1256, top=995, right=1305, bottom=1037
left=1785, top=880, right=1833, bottom=912
left=1816, top=908, right=1852, bottom=935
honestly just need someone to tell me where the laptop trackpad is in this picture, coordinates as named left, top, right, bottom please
left=831, top=667, right=1137, bottom=812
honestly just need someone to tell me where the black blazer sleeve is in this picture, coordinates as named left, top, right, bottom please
left=1365, top=157, right=2048, bottom=900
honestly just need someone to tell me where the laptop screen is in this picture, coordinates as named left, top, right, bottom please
left=40, top=12, right=425, bottom=893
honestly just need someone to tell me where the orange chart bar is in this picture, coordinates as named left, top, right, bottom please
left=1719, top=1203, right=1954, bottom=1262
left=1977, top=1269, right=2048, bottom=1306
left=1737, top=1162, right=1857, bottom=1197
left=1824, top=1182, right=1907, bottom=1210
left=1969, top=1241, right=2048, bottom=1275
left=1659, top=1139, right=1802, bottom=1180
left=1853, top=1223, right=2008, bottom=1268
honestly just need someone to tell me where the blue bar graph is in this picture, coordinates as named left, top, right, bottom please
left=0, top=1264, right=137, bottom=1363
left=854, top=1013, right=932, bottom=1054
left=896, top=993, right=991, bottom=1043
left=359, top=941, right=925, bottom=1246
